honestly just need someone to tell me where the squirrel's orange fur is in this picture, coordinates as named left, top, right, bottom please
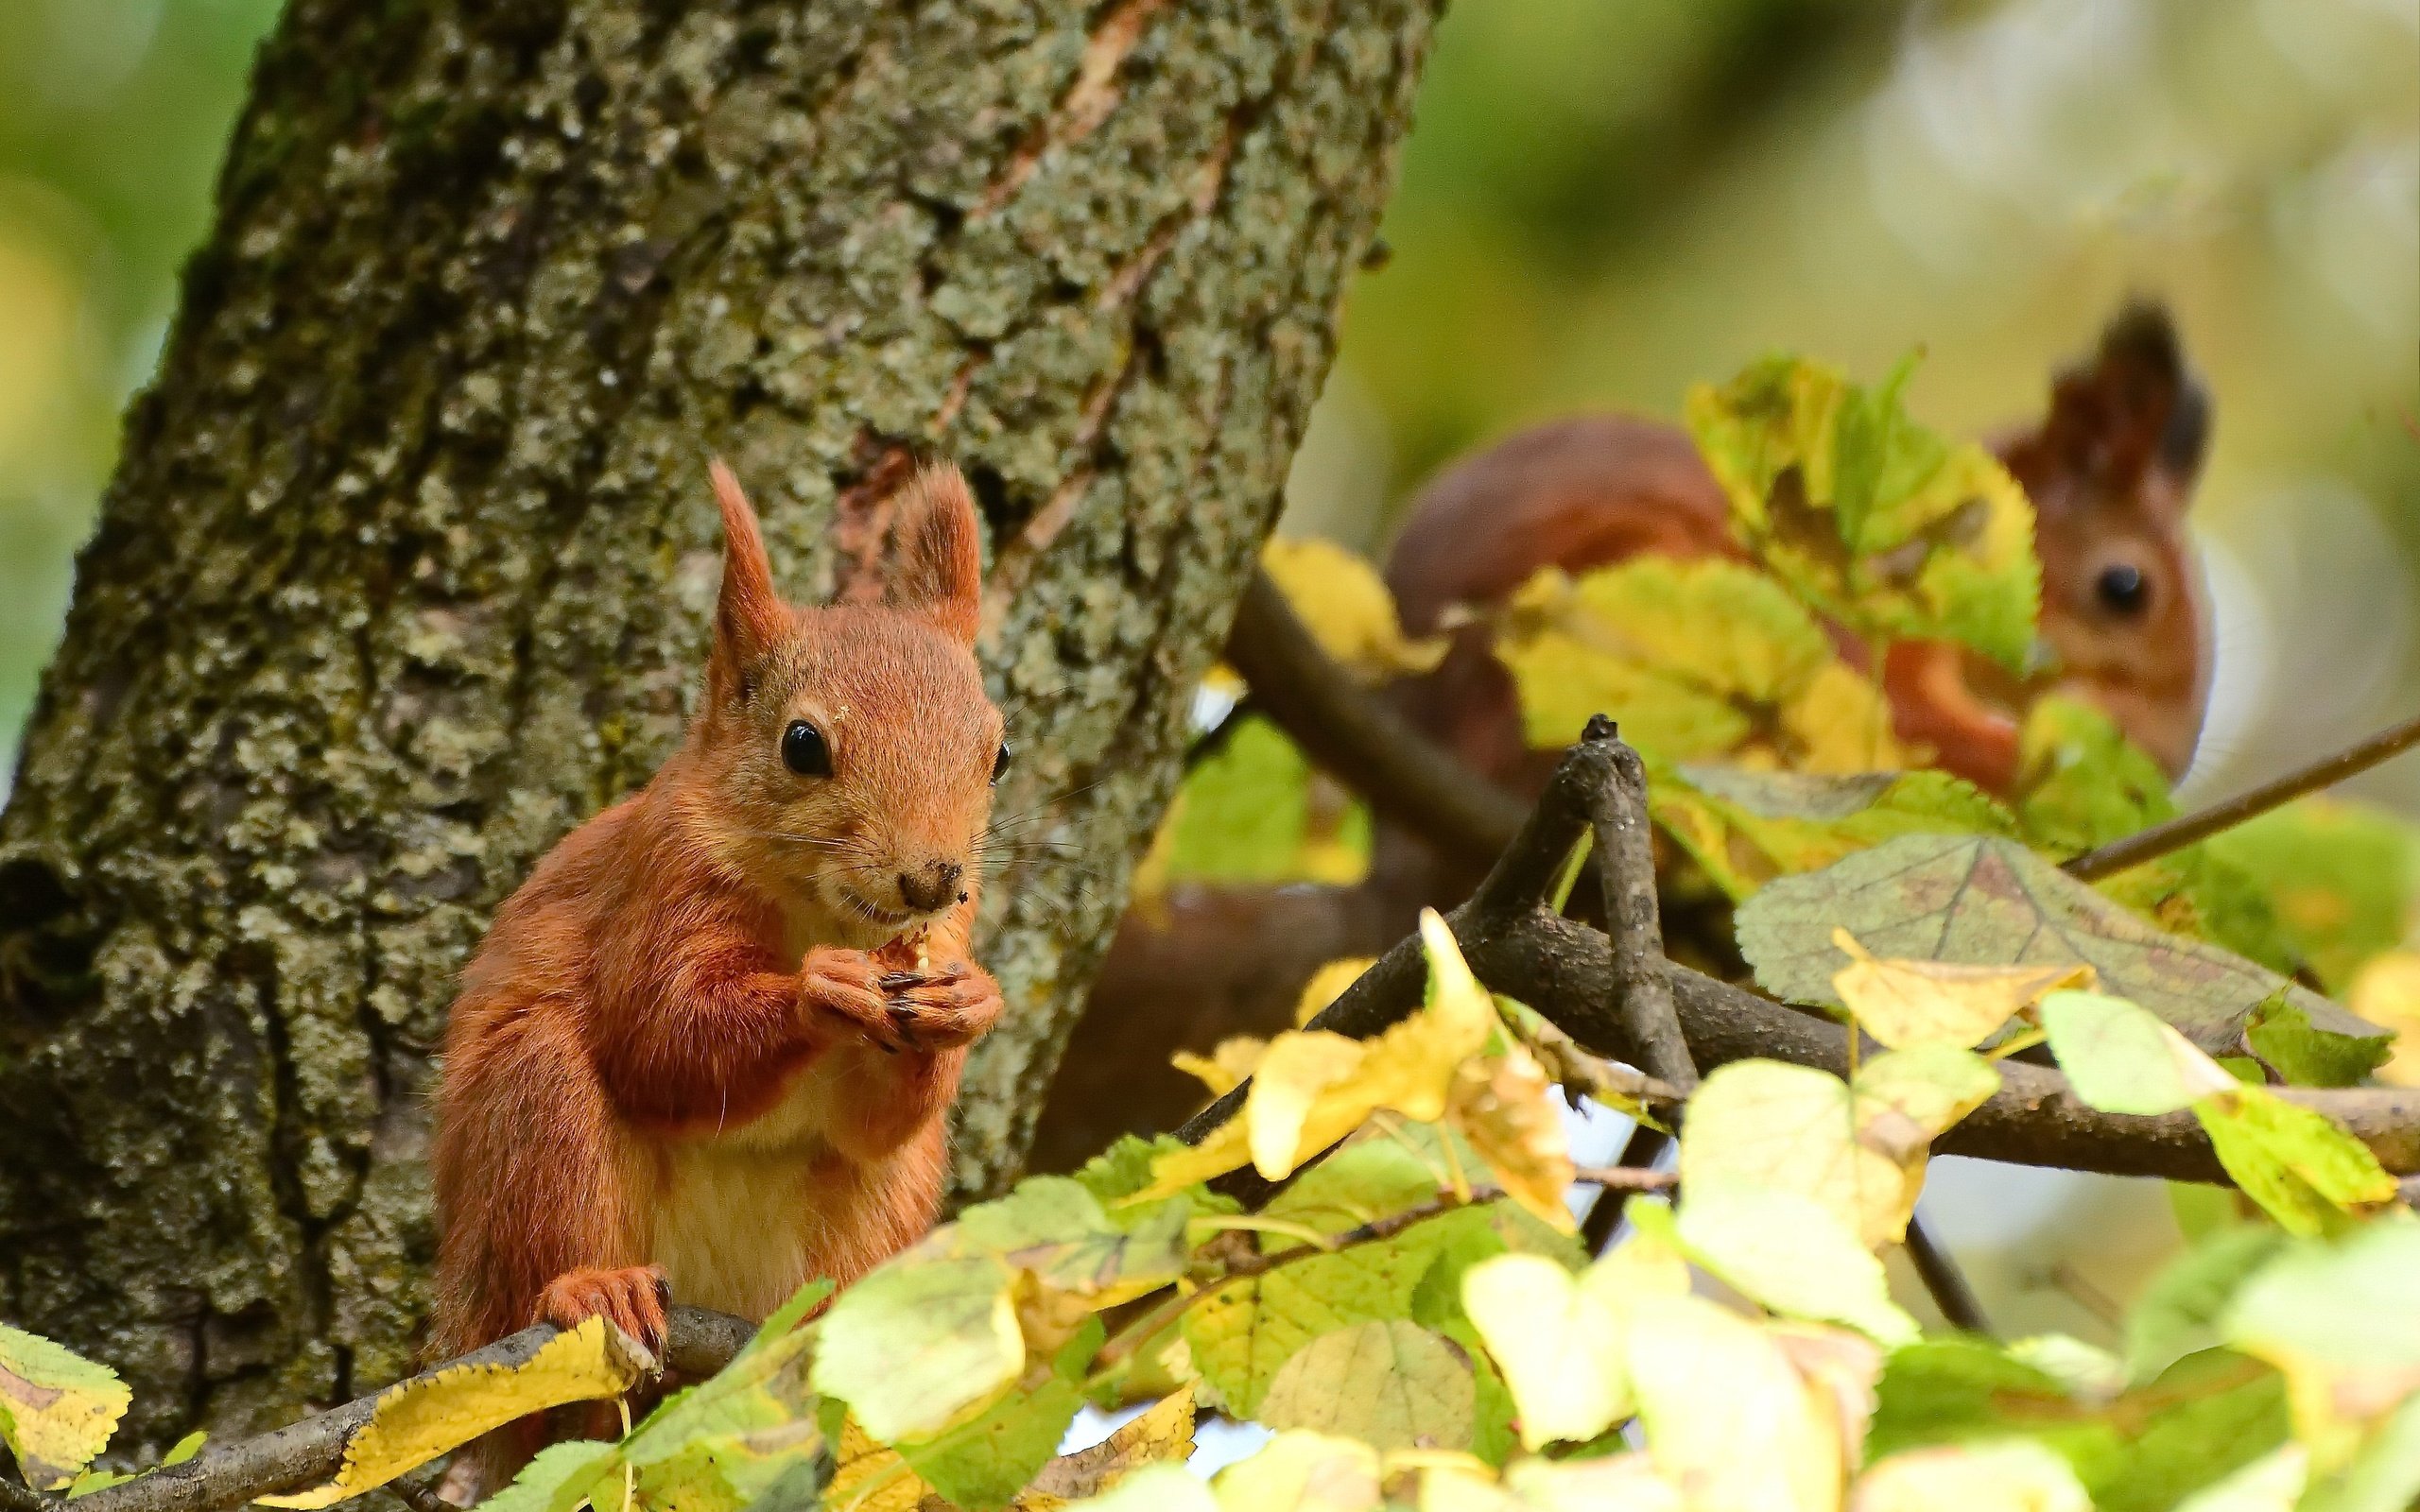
left=429, top=459, right=1006, bottom=1482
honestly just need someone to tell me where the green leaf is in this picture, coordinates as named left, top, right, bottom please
left=943, top=1176, right=1191, bottom=1307
left=1685, top=351, right=2041, bottom=668
left=2126, top=1227, right=2290, bottom=1382
left=2245, top=996, right=2387, bottom=1090
left=1672, top=1184, right=1918, bottom=1346
left=2208, top=797, right=2420, bottom=994
left=2193, top=1092, right=2398, bottom=1239
left=2223, top=1219, right=2420, bottom=1465
left=2014, top=694, right=2175, bottom=855
left=1495, top=556, right=1834, bottom=757
left=1164, top=716, right=1367, bottom=886
left=591, top=1309, right=828, bottom=1512
left=2044, top=990, right=2397, bottom=1233
left=897, top=1373, right=1084, bottom=1511
left=1257, top=1320, right=1476, bottom=1452
left=1869, top=1338, right=2289, bottom=1512
left=810, top=1254, right=1022, bottom=1442
left=2040, top=989, right=2237, bottom=1115
left=476, top=1440, right=618, bottom=1512
left=1654, top=764, right=2017, bottom=901
left=0, top=1323, right=130, bottom=1490
left=1852, top=1440, right=2090, bottom=1512
left=1182, top=1136, right=1492, bottom=1418
left=1736, top=833, right=2390, bottom=1066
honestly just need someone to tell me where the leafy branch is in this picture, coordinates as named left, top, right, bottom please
left=1174, top=709, right=2420, bottom=1201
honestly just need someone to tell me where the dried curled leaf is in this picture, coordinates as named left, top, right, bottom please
left=0, top=1324, right=130, bottom=1490
left=1021, top=1386, right=1199, bottom=1508
left=256, top=1316, right=649, bottom=1509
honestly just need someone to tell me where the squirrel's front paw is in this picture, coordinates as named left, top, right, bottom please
left=801, top=946, right=909, bottom=1052
left=534, top=1264, right=670, bottom=1358
left=874, top=960, right=1003, bottom=1052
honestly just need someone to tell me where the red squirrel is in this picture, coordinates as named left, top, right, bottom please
left=429, top=459, right=1008, bottom=1469
left=1028, top=302, right=2215, bottom=1175
left=1384, top=301, right=2213, bottom=807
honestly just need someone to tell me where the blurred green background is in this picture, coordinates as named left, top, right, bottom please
left=0, top=0, right=2413, bottom=1341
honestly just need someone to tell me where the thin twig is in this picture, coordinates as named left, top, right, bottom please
left=1902, top=1216, right=1992, bottom=1335
left=1568, top=1166, right=1676, bottom=1193
left=1582, top=718, right=1697, bottom=1094
left=1225, top=566, right=1527, bottom=866
left=1582, top=1125, right=1672, bottom=1256
left=0, top=1478, right=54, bottom=1512
left=2066, top=710, right=2420, bottom=880
left=389, top=1471, right=457, bottom=1512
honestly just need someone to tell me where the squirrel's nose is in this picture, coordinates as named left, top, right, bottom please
left=897, top=861, right=963, bottom=915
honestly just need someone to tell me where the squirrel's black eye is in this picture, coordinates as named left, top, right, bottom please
left=2096, top=563, right=2150, bottom=616
left=781, top=721, right=832, bottom=778
left=992, top=742, right=1011, bottom=785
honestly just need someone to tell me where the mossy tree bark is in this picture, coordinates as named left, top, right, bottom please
left=0, top=0, right=1439, bottom=1452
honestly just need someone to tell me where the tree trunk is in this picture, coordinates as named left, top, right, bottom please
left=0, top=0, right=1437, bottom=1452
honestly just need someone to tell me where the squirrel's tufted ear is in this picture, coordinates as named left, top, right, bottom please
left=883, top=460, right=985, bottom=644
left=707, top=459, right=789, bottom=701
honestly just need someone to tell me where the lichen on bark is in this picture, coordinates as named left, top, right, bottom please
left=0, top=0, right=1439, bottom=1452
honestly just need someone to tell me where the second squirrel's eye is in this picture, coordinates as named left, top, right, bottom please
left=782, top=720, right=832, bottom=778
left=992, top=742, right=1011, bottom=784
left=2096, top=562, right=2150, bottom=616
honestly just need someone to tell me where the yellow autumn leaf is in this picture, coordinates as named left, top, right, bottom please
left=1830, top=928, right=2093, bottom=1050
left=0, top=1324, right=130, bottom=1490
left=828, top=1411, right=934, bottom=1512
left=1262, top=536, right=1448, bottom=681
left=1679, top=1051, right=1999, bottom=1248
left=1021, top=1386, right=1199, bottom=1508
left=1626, top=1294, right=1848, bottom=1512
left=1296, top=957, right=1378, bottom=1025
left=1448, top=1045, right=1578, bottom=1234
left=1783, top=661, right=1909, bottom=773
left=1145, top=912, right=1495, bottom=1194
left=1461, top=1233, right=1689, bottom=1450
left=2347, top=951, right=2420, bottom=1088
left=256, top=1316, right=649, bottom=1508
left=1247, top=1032, right=1376, bottom=1179
left=1213, top=1429, right=1385, bottom=1512
left=1848, top=1441, right=2090, bottom=1512
left=1418, top=1454, right=1685, bottom=1512
left=1172, top=1037, right=1271, bottom=1097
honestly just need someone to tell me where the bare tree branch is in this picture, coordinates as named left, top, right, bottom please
left=1903, top=1218, right=1993, bottom=1335
left=1224, top=566, right=1527, bottom=866
left=1582, top=718, right=1697, bottom=1093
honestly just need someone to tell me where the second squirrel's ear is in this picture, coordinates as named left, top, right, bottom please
left=708, top=459, right=788, bottom=699
left=883, top=460, right=984, bottom=644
